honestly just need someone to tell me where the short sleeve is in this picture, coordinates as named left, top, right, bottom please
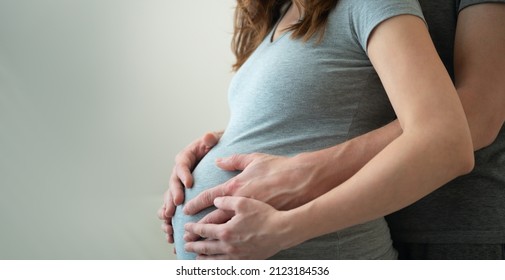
left=459, top=0, right=505, bottom=12
left=349, top=0, right=426, bottom=53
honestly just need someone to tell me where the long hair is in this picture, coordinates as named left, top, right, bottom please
left=232, top=0, right=339, bottom=71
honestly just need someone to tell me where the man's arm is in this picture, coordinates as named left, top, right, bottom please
left=454, top=3, right=505, bottom=149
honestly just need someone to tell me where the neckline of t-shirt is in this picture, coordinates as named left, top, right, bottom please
left=269, top=2, right=294, bottom=44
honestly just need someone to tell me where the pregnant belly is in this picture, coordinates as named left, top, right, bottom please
left=172, top=146, right=239, bottom=259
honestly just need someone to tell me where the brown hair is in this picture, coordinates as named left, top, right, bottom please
left=232, top=0, right=339, bottom=71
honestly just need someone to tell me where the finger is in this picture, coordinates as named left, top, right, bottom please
left=183, top=182, right=237, bottom=215
left=196, top=254, right=230, bottom=260
left=167, top=233, right=174, bottom=244
left=175, top=142, right=201, bottom=188
left=185, top=240, right=227, bottom=256
left=157, top=206, right=166, bottom=220
left=164, top=192, right=178, bottom=219
left=215, top=153, right=259, bottom=171
left=183, top=231, right=200, bottom=242
left=213, top=196, right=258, bottom=213
left=201, top=209, right=234, bottom=225
left=175, top=131, right=222, bottom=189
left=169, top=167, right=185, bottom=206
left=202, top=131, right=221, bottom=148
left=176, top=163, right=194, bottom=189
left=161, top=222, right=173, bottom=234
left=184, top=222, right=222, bottom=240
left=174, top=131, right=223, bottom=189
left=184, top=210, right=234, bottom=242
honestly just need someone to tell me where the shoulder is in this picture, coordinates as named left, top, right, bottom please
left=459, top=0, right=505, bottom=12
left=337, top=0, right=426, bottom=52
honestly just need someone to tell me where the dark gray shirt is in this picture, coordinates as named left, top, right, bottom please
left=386, top=0, right=505, bottom=244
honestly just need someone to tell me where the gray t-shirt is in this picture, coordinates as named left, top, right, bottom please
left=173, top=0, right=424, bottom=259
left=386, top=0, right=505, bottom=244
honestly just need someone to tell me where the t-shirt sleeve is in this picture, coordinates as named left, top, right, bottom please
left=459, top=0, right=505, bottom=12
left=350, top=0, right=426, bottom=53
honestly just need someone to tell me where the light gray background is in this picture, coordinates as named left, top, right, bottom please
left=0, top=0, right=234, bottom=259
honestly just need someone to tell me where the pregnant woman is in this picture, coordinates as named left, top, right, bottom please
left=168, top=0, right=474, bottom=259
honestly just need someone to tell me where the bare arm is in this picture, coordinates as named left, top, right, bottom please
left=454, top=3, right=505, bottom=149
left=289, top=13, right=477, bottom=234
left=184, top=15, right=474, bottom=259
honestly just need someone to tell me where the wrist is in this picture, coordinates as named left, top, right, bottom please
left=293, top=150, right=335, bottom=185
left=277, top=205, right=318, bottom=251
left=294, top=145, right=347, bottom=192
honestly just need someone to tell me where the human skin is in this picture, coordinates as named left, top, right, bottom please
left=159, top=4, right=505, bottom=258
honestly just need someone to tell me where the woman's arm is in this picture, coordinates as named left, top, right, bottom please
left=291, top=13, right=473, bottom=243
left=283, top=14, right=475, bottom=245
left=184, top=15, right=474, bottom=259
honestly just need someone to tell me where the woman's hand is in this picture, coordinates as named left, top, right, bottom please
left=184, top=196, right=293, bottom=259
left=157, top=131, right=223, bottom=244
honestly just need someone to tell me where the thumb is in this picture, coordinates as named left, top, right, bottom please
left=202, top=131, right=220, bottom=148
left=216, top=153, right=258, bottom=171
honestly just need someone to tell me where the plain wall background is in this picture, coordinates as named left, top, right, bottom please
left=0, top=0, right=235, bottom=259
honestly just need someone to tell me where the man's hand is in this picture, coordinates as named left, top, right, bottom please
left=157, top=131, right=223, bottom=245
left=183, top=152, right=337, bottom=215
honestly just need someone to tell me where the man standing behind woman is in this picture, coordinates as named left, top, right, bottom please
left=160, top=0, right=505, bottom=259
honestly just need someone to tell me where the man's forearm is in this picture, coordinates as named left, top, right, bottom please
left=295, top=120, right=403, bottom=198
left=296, top=88, right=498, bottom=204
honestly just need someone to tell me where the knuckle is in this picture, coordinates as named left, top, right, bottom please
left=176, top=145, right=192, bottom=160
left=187, top=233, right=199, bottom=242
left=165, top=191, right=173, bottom=205
left=229, top=153, right=242, bottom=163
left=224, top=179, right=240, bottom=194
left=199, top=226, right=206, bottom=238
left=168, top=180, right=177, bottom=192
left=201, top=190, right=215, bottom=204
left=227, top=245, right=240, bottom=255
left=174, top=152, right=184, bottom=164
left=157, top=207, right=164, bottom=219
left=235, top=198, right=248, bottom=212
left=202, top=213, right=216, bottom=224
left=169, top=171, right=181, bottom=190
left=166, top=205, right=175, bottom=218
left=201, top=245, right=209, bottom=255
left=229, top=153, right=238, bottom=161
left=250, top=152, right=264, bottom=159
left=218, top=228, right=232, bottom=241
